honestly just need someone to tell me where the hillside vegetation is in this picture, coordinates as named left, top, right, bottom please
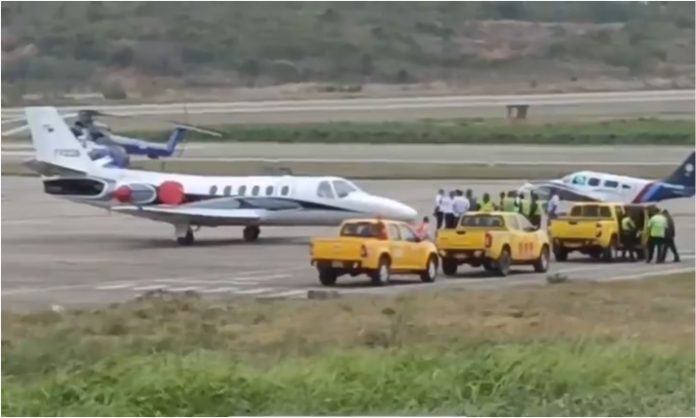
left=2, top=2, right=694, bottom=99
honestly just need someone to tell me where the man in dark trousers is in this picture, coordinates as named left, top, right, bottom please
left=661, top=209, right=681, bottom=262
left=433, top=189, right=445, bottom=230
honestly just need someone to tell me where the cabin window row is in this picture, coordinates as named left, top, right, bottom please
left=208, top=185, right=290, bottom=197
left=571, top=175, right=632, bottom=189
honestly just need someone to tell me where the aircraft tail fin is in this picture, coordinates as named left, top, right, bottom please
left=663, top=151, right=695, bottom=188
left=165, top=127, right=187, bottom=153
left=25, top=106, right=94, bottom=175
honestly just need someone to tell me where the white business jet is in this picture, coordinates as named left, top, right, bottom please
left=22, top=107, right=417, bottom=245
left=518, top=152, right=696, bottom=204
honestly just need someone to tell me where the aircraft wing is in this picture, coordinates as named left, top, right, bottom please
left=523, top=181, right=599, bottom=202
left=110, top=196, right=303, bottom=226
left=112, top=205, right=264, bottom=226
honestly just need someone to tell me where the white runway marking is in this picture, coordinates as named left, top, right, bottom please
left=167, top=286, right=201, bottom=292
left=258, top=289, right=308, bottom=298
left=95, top=283, right=135, bottom=290
left=131, top=284, right=169, bottom=291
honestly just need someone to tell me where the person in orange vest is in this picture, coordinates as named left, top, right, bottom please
left=415, top=216, right=432, bottom=241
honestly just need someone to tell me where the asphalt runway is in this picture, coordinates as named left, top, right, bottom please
left=3, top=143, right=694, bottom=165
left=2, top=90, right=694, bottom=128
left=2, top=176, right=694, bottom=312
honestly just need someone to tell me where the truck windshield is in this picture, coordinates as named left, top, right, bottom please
left=460, top=215, right=505, bottom=228
left=340, top=222, right=385, bottom=238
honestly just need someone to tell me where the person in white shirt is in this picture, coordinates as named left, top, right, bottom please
left=439, top=191, right=455, bottom=229
left=546, top=193, right=560, bottom=224
left=452, top=190, right=470, bottom=225
left=433, top=189, right=445, bottom=229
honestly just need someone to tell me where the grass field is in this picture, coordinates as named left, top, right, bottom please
left=126, top=118, right=695, bottom=145
left=2, top=273, right=694, bottom=416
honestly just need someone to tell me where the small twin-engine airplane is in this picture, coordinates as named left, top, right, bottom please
left=23, top=107, right=418, bottom=246
left=4, top=109, right=221, bottom=168
left=520, top=152, right=695, bottom=204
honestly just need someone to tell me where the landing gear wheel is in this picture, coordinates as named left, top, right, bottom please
left=318, top=269, right=337, bottom=286
left=370, top=256, right=391, bottom=286
left=441, top=258, right=458, bottom=276
left=420, top=255, right=438, bottom=283
left=496, top=247, right=511, bottom=277
left=243, top=226, right=260, bottom=242
left=177, top=228, right=194, bottom=246
left=602, top=236, right=618, bottom=262
left=534, top=245, right=550, bottom=273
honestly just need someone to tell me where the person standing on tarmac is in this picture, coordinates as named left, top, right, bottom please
left=433, top=189, right=445, bottom=230
left=661, top=209, right=681, bottom=262
left=516, top=192, right=525, bottom=216
left=479, top=193, right=495, bottom=212
left=528, top=193, right=542, bottom=228
left=466, top=189, right=478, bottom=211
left=646, top=209, right=668, bottom=263
left=441, top=191, right=456, bottom=229
left=546, top=193, right=560, bottom=221
left=503, top=191, right=518, bottom=212
left=452, top=190, right=470, bottom=224
left=620, top=214, right=638, bottom=261
left=498, top=192, right=506, bottom=211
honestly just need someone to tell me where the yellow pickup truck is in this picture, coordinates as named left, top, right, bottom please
left=436, top=212, right=551, bottom=277
left=548, top=203, right=655, bottom=262
left=310, top=218, right=439, bottom=286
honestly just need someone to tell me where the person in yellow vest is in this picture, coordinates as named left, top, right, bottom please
left=503, top=191, right=518, bottom=212
left=620, top=214, right=638, bottom=261
left=498, top=192, right=506, bottom=212
left=479, top=193, right=495, bottom=212
left=528, top=192, right=542, bottom=228
left=646, top=209, right=668, bottom=264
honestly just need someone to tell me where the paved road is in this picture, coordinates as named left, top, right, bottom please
left=3, top=90, right=693, bottom=127
left=3, top=143, right=694, bottom=165
left=3, top=177, right=693, bottom=312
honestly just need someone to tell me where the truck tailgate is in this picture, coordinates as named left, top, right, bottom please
left=550, top=218, right=603, bottom=240
left=437, top=229, right=489, bottom=250
left=311, top=237, right=365, bottom=260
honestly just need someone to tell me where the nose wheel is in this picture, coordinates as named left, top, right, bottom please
left=243, top=226, right=260, bottom=242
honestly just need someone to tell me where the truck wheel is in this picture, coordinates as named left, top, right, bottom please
left=370, top=256, right=391, bottom=286
left=534, top=245, right=550, bottom=273
left=420, top=255, right=438, bottom=283
left=496, top=247, right=512, bottom=277
left=601, top=236, right=618, bottom=262
left=441, top=258, right=458, bottom=276
left=553, top=246, right=568, bottom=262
left=318, top=269, right=337, bottom=286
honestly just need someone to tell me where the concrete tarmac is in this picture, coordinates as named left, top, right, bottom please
left=2, top=176, right=693, bottom=312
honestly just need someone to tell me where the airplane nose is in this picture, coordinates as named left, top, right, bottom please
left=387, top=199, right=418, bottom=222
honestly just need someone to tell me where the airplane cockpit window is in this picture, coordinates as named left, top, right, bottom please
left=603, top=180, right=618, bottom=188
left=588, top=178, right=600, bottom=186
left=265, top=186, right=274, bottom=196
left=281, top=186, right=290, bottom=196
left=238, top=185, right=247, bottom=196
left=210, top=185, right=218, bottom=195
left=223, top=186, right=232, bottom=196
left=251, top=185, right=260, bottom=196
left=572, top=175, right=587, bottom=185
left=332, top=180, right=358, bottom=198
left=317, top=181, right=335, bottom=199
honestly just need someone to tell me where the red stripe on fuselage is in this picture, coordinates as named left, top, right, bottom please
left=632, top=182, right=654, bottom=203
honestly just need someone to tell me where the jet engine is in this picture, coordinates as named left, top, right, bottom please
left=43, top=177, right=112, bottom=200
left=112, top=183, right=158, bottom=205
